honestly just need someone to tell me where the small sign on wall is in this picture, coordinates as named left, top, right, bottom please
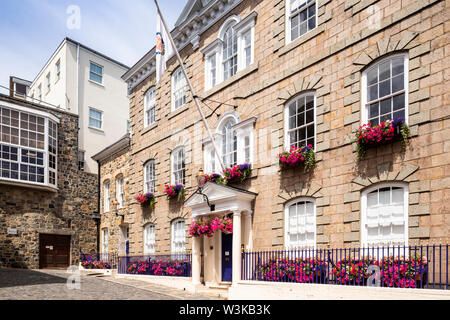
left=7, top=228, right=18, bottom=235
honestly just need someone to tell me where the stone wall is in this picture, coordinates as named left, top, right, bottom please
left=0, top=96, right=98, bottom=268
left=122, top=0, right=449, bottom=253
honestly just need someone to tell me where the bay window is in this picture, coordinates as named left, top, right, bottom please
left=0, top=104, right=58, bottom=188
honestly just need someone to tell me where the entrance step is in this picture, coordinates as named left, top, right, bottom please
left=197, top=283, right=231, bottom=299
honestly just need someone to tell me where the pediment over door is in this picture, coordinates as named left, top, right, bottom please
left=184, top=182, right=257, bottom=217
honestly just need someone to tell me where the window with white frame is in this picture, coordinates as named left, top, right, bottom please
left=144, top=160, right=156, bottom=193
left=0, top=105, right=58, bottom=188
left=285, top=92, right=315, bottom=150
left=204, top=115, right=255, bottom=174
left=90, top=62, right=103, bottom=84
left=362, top=184, right=408, bottom=246
left=56, top=60, right=61, bottom=82
left=144, top=87, right=156, bottom=127
left=285, top=198, right=316, bottom=248
left=144, top=224, right=156, bottom=255
left=362, top=54, right=408, bottom=126
left=46, top=73, right=51, bottom=92
left=171, top=219, right=185, bottom=254
left=89, top=108, right=103, bottom=129
left=172, top=147, right=185, bottom=185
left=103, top=180, right=110, bottom=212
left=203, top=13, right=256, bottom=91
left=102, top=228, right=109, bottom=256
left=221, top=118, right=237, bottom=168
left=287, top=0, right=317, bottom=43
left=116, top=176, right=124, bottom=208
left=171, top=67, right=187, bottom=111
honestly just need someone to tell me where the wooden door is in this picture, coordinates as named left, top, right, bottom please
left=221, top=232, right=233, bottom=282
left=39, top=234, right=71, bottom=269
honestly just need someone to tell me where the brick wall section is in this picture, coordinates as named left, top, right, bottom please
left=0, top=96, right=98, bottom=268
left=122, top=0, right=449, bottom=253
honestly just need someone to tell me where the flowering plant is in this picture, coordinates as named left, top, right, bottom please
left=257, top=258, right=326, bottom=283
left=223, top=163, right=252, bottom=184
left=278, top=145, right=316, bottom=171
left=164, top=184, right=185, bottom=200
left=330, top=255, right=428, bottom=288
left=210, top=216, right=233, bottom=234
left=136, top=192, right=156, bottom=209
left=188, top=218, right=214, bottom=237
left=126, top=259, right=190, bottom=276
left=356, top=118, right=410, bottom=159
left=203, top=173, right=225, bottom=185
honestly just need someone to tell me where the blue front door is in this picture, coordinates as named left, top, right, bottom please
left=222, top=232, right=232, bottom=282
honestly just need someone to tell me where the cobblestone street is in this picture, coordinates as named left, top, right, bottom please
left=0, top=268, right=214, bottom=300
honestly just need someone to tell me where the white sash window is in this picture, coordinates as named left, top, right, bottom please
left=144, top=87, right=156, bottom=127
left=144, top=160, right=156, bottom=193
left=285, top=92, right=316, bottom=150
left=104, top=181, right=110, bottom=212
left=171, top=219, right=185, bottom=254
left=171, top=67, right=187, bottom=111
left=144, top=224, right=156, bottom=255
left=287, top=0, right=317, bottom=43
left=362, top=184, right=408, bottom=246
left=285, top=199, right=316, bottom=248
left=171, top=147, right=185, bottom=185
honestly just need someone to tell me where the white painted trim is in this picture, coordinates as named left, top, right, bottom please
left=361, top=53, right=409, bottom=125
left=284, top=197, right=317, bottom=249
left=360, top=182, right=409, bottom=246
left=285, top=0, right=319, bottom=46
left=0, top=100, right=60, bottom=123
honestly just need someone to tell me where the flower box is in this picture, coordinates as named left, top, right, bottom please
left=278, top=145, right=316, bottom=171
left=136, top=192, right=155, bottom=209
left=257, top=258, right=326, bottom=283
left=126, top=259, right=190, bottom=277
left=164, top=184, right=185, bottom=200
left=223, top=163, right=252, bottom=184
left=356, top=118, right=410, bottom=159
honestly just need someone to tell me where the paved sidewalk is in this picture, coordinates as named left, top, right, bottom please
left=0, top=268, right=214, bottom=300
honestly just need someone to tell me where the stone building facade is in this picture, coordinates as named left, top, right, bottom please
left=112, top=0, right=449, bottom=286
left=0, top=94, right=98, bottom=269
left=92, top=134, right=131, bottom=257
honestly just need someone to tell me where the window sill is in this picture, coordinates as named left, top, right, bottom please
left=88, top=126, right=105, bottom=133
left=278, top=25, right=325, bottom=57
left=141, top=122, right=158, bottom=135
left=204, top=62, right=259, bottom=99
left=0, top=179, right=58, bottom=193
left=168, top=105, right=189, bottom=120
left=88, top=79, right=105, bottom=88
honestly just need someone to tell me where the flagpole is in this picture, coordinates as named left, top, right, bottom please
left=154, top=0, right=226, bottom=172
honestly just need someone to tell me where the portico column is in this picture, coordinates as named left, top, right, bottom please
left=192, top=219, right=201, bottom=286
left=243, top=211, right=253, bottom=251
left=232, top=210, right=242, bottom=286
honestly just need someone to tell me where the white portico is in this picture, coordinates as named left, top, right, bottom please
left=184, top=182, right=257, bottom=287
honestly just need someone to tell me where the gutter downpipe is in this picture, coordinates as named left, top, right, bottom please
left=95, top=160, right=101, bottom=253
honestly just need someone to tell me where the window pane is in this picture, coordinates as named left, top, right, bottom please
left=392, top=58, right=404, bottom=76
left=379, top=61, right=390, bottom=81
left=393, top=93, right=405, bottom=111
left=379, top=79, right=391, bottom=98
left=380, top=99, right=391, bottom=116
left=392, top=74, right=404, bottom=93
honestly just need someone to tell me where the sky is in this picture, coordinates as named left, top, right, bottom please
left=0, top=0, right=186, bottom=89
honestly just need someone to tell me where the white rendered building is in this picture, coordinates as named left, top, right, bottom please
left=28, top=37, right=130, bottom=173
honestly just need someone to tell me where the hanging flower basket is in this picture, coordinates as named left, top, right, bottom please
left=210, top=216, right=233, bottom=234
left=278, top=145, right=316, bottom=171
left=164, top=184, right=185, bottom=200
left=356, top=118, right=410, bottom=159
left=188, top=218, right=214, bottom=237
left=223, top=163, right=252, bottom=184
left=136, top=192, right=156, bottom=209
left=203, top=173, right=226, bottom=185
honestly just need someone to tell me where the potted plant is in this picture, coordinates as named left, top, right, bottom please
left=164, top=184, right=185, bottom=200
left=188, top=218, right=214, bottom=237
left=223, top=163, right=252, bottom=184
left=356, top=118, right=410, bottom=159
left=136, top=192, right=156, bottom=210
left=278, top=145, right=316, bottom=171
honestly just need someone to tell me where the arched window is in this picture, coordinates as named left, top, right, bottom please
left=171, top=67, right=187, bottom=111
left=102, top=228, right=109, bottom=260
left=172, top=147, right=185, bottom=185
left=285, top=92, right=316, bottom=150
left=144, top=224, right=156, bottom=255
left=144, top=87, right=156, bottom=127
left=222, top=26, right=238, bottom=81
left=221, top=118, right=238, bottom=168
left=103, top=180, right=110, bottom=212
left=144, top=160, right=156, bottom=193
left=116, top=176, right=124, bottom=209
left=285, top=198, right=316, bottom=248
left=361, top=183, right=408, bottom=246
left=362, top=54, right=408, bottom=126
left=171, top=219, right=185, bottom=254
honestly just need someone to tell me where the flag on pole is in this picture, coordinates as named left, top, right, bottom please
left=156, top=12, right=173, bottom=83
